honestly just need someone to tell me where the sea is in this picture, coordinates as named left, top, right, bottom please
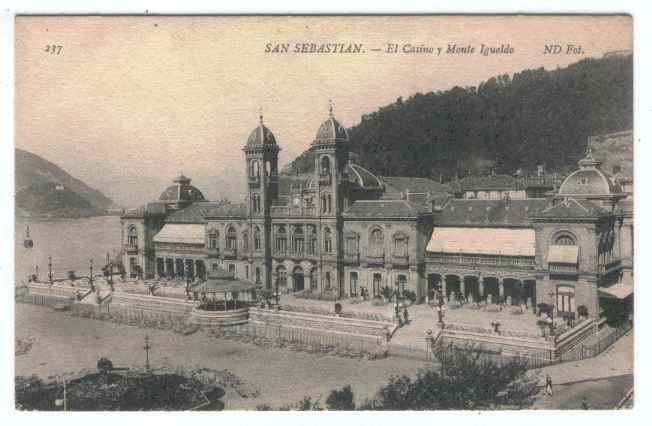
left=14, top=216, right=122, bottom=283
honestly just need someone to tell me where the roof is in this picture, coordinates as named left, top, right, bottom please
left=426, top=227, right=535, bottom=257
left=153, top=224, right=205, bottom=244
left=436, top=199, right=547, bottom=227
left=598, top=278, right=633, bottom=299
left=245, top=121, right=278, bottom=148
left=451, top=174, right=523, bottom=192
left=159, top=176, right=206, bottom=202
left=164, top=201, right=224, bottom=223
left=533, top=198, right=607, bottom=219
left=204, top=202, right=248, bottom=218
left=347, top=163, right=383, bottom=188
left=191, top=272, right=258, bottom=293
left=379, top=176, right=451, bottom=196
left=313, top=114, right=348, bottom=144
left=547, top=245, right=579, bottom=264
left=343, top=199, right=429, bottom=219
left=121, top=202, right=168, bottom=219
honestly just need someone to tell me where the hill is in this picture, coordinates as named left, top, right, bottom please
left=15, top=149, right=116, bottom=218
left=284, top=54, right=633, bottom=180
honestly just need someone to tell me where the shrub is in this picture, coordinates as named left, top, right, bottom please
left=577, top=305, right=589, bottom=318
left=326, top=385, right=355, bottom=410
left=403, top=290, right=417, bottom=303
left=97, top=357, right=114, bottom=373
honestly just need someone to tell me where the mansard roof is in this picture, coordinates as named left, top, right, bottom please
left=532, top=198, right=608, bottom=220
left=343, top=199, right=429, bottom=219
left=379, top=176, right=451, bottom=196
left=164, top=201, right=226, bottom=223
left=436, top=199, right=547, bottom=228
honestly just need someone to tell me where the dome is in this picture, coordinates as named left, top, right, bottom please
left=159, top=175, right=206, bottom=202
left=558, top=149, right=622, bottom=196
left=346, top=163, right=382, bottom=188
left=245, top=116, right=277, bottom=148
left=313, top=104, right=348, bottom=144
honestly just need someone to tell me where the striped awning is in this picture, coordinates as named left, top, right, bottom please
left=547, top=245, right=579, bottom=264
left=153, top=224, right=205, bottom=245
left=599, top=275, right=634, bottom=299
left=426, top=227, right=535, bottom=257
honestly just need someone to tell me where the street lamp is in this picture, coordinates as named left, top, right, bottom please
left=548, top=290, right=555, bottom=322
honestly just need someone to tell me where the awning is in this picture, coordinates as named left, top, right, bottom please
left=426, top=227, right=535, bottom=257
left=191, top=278, right=258, bottom=294
left=547, top=245, right=579, bottom=264
left=599, top=275, right=634, bottom=299
left=153, top=224, right=205, bottom=245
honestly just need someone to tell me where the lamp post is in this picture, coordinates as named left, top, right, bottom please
left=548, top=290, right=555, bottom=322
left=89, top=259, right=94, bottom=291
left=143, top=335, right=151, bottom=371
left=48, top=256, right=53, bottom=285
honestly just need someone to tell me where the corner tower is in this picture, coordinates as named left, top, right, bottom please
left=242, top=113, right=281, bottom=216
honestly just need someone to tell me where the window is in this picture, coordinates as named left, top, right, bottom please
left=310, top=268, right=318, bottom=290
left=208, top=230, right=219, bottom=249
left=276, top=226, right=287, bottom=254
left=393, top=233, right=408, bottom=257
left=321, top=193, right=328, bottom=213
left=228, top=264, right=236, bottom=274
left=350, top=272, right=358, bottom=297
left=556, top=285, right=575, bottom=314
left=129, top=257, right=138, bottom=278
left=212, top=263, right=219, bottom=272
left=397, top=274, right=407, bottom=295
left=555, top=234, right=576, bottom=246
left=242, top=231, right=249, bottom=251
left=251, top=160, right=260, bottom=178
left=308, top=226, right=317, bottom=255
left=327, top=194, right=332, bottom=213
left=373, top=273, right=382, bottom=296
left=324, top=227, right=333, bottom=253
left=245, top=265, right=250, bottom=280
left=277, top=265, right=287, bottom=289
left=321, top=156, right=331, bottom=175
left=293, top=226, right=304, bottom=255
left=226, top=226, right=237, bottom=250
left=346, top=235, right=358, bottom=256
left=254, top=226, right=261, bottom=251
left=370, top=228, right=384, bottom=257
left=256, top=267, right=261, bottom=285
left=252, top=194, right=261, bottom=214
left=127, top=226, right=138, bottom=247
left=324, top=271, right=332, bottom=290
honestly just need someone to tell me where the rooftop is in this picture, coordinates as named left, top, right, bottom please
left=436, top=199, right=548, bottom=227
left=343, top=199, right=429, bottom=219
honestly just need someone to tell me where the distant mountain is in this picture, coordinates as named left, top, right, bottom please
left=15, top=149, right=116, bottom=218
left=284, top=54, right=633, bottom=181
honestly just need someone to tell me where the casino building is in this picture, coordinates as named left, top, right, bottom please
left=120, top=109, right=633, bottom=321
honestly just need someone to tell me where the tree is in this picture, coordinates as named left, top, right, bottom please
left=367, top=343, right=539, bottom=410
left=326, top=385, right=355, bottom=410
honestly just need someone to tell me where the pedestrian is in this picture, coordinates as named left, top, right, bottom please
left=581, top=396, right=591, bottom=410
left=403, top=305, right=409, bottom=324
left=545, top=374, right=553, bottom=396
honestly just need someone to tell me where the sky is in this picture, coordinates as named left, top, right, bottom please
left=15, top=15, right=631, bottom=208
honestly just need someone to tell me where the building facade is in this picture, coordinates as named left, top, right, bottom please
left=120, top=114, right=633, bottom=321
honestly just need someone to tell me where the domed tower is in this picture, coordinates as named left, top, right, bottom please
left=311, top=101, right=350, bottom=216
left=159, top=173, right=206, bottom=210
left=242, top=113, right=281, bottom=216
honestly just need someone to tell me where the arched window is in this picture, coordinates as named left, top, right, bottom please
left=308, top=225, right=317, bottom=255
left=254, top=226, right=262, bottom=251
left=310, top=268, right=318, bottom=290
left=208, top=230, right=219, bottom=249
left=277, top=265, right=287, bottom=289
left=242, top=230, right=249, bottom=251
left=252, top=194, right=261, bottom=214
left=396, top=274, right=407, bottom=295
left=226, top=226, right=237, bottom=250
left=327, top=194, right=332, bottom=213
left=321, top=156, right=331, bottom=175
left=276, top=225, right=287, bottom=254
left=324, top=270, right=332, bottom=290
left=370, top=228, right=384, bottom=257
left=345, top=233, right=359, bottom=256
left=350, top=272, right=358, bottom=297
left=555, top=234, right=576, bottom=246
left=321, top=193, right=328, bottom=213
left=293, top=225, right=304, bottom=255
left=324, top=227, right=333, bottom=253
left=255, top=267, right=261, bottom=285
left=127, top=226, right=138, bottom=247
left=393, top=233, right=408, bottom=257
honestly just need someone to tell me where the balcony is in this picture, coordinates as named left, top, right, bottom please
left=428, top=253, right=535, bottom=270
left=344, top=253, right=360, bottom=264
left=549, top=263, right=578, bottom=275
left=205, top=247, right=220, bottom=258
left=392, top=255, right=409, bottom=266
left=365, top=253, right=385, bottom=265
left=599, top=259, right=622, bottom=275
left=270, top=205, right=318, bottom=217
left=222, top=247, right=237, bottom=259
left=125, top=245, right=138, bottom=254
left=319, top=174, right=331, bottom=185
left=249, top=176, right=261, bottom=188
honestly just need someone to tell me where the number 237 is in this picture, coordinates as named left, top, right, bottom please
left=44, top=44, right=63, bottom=55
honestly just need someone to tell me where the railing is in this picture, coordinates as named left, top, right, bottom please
left=365, top=253, right=385, bottom=264
left=344, top=253, right=360, bottom=264
left=392, top=255, right=409, bottom=265
left=204, top=247, right=220, bottom=258
left=270, top=206, right=317, bottom=217
left=599, top=259, right=622, bottom=274
left=549, top=263, right=578, bottom=274
left=125, top=245, right=138, bottom=254
left=428, top=253, right=535, bottom=269
left=222, top=247, right=237, bottom=258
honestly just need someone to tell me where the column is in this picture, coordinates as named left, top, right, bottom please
left=459, top=276, right=466, bottom=298
left=479, top=277, right=485, bottom=298
left=441, top=276, right=447, bottom=301
left=499, top=278, right=505, bottom=299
